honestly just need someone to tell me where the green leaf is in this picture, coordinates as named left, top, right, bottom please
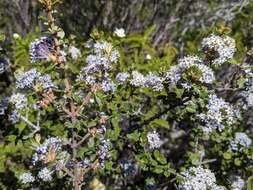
left=151, top=119, right=170, bottom=129
left=234, top=158, right=241, bottom=166
left=223, top=152, right=232, bottom=160
left=105, top=160, right=113, bottom=170
left=174, top=88, right=184, bottom=98
left=154, top=150, right=167, bottom=164
left=17, top=122, right=26, bottom=133
left=6, top=135, right=16, bottom=142
left=153, top=166, right=164, bottom=174
left=0, top=33, right=5, bottom=42
left=127, top=131, right=140, bottom=142
left=247, top=176, right=253, bottom=190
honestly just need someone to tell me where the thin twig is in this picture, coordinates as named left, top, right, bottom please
left=19, top=115, right=40, bottom=131
left=198, top=159, right=217, bottom=165
left=73, top=133, right=91, bottom=148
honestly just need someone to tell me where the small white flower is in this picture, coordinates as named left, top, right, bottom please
left=114, top=28, right=126, bottom=38
left=146, top=54, right=152, bottom=60
left=147, top=131, right=162, bottom=149
left=20, top=172, right=35, bottom=184
left=69, top=46, right=81, bottom=60
left=13, top=33, right=20, bottom=39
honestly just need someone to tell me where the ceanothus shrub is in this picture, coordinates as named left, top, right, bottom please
left=1, top=0, right=253, bottom=189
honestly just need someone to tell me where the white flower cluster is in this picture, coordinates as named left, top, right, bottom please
left=32, top=137, right=63, bottom=165
left=78, top=41, right=119, bottom=93
left=145, top=73, right=164, bottom=91
left=10, top=93, right=27, bottom=109
left=68, top=46, right=81, bottom=60
left=230, top=176, right=245, bottom=190
left=198, top=94, right=237, bottom=133
left=130, top=71, right=146, bottom=87
left=37, top=168, right=53, bottom=182
left=165, top=56, right=215, bottom=88
left=147, top=131, right=163, bottom=149
left=19, top=172, right=35, bottom=184
left=178, top=166, right=224, bottom=190
left=230, top=132, right=252, bottom=152
left=130, top=71, right=164, bottom=91
left=202, top=34, right=236, bottom=66
left=15, top=69, right=54, bottom=90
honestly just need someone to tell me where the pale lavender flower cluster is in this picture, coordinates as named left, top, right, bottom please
left=19, top=172, right=35, bottom=184
left=97, top=137, right=111, bottom=168
left=130, top=71, right=164, bottom=91
left=32, top=137, right=63, bottom=165
left=81, top=41, right=119, bottom=76
left=37, top=74, right=55, bottom=89
left=0, top=97, right=9, bottom=115
left=15, top=69, right=40, bottom=89
left=178, top=166, right=224, bottom=190
left=78, top=41, right=119, bottom=93
left=68, top=46, right=81, bottom=60
left=37, top=168, right=53, bottom=182
left=10, top=93, right=27, bottom=109
left=165, top=56, right=215, bottom=88
left=147, top=131, right=163, bottom=149
left=230, top=132, right=252, bottom=152
left=0, top=58, right=9, bottom=74
left=145, top=73, right=164, bottom=91
left=9, top=110, right=20, bottom=124
left=130, top=71, right=146, bottom=87
left=231, top=176, right=245, bottom=190
left=116, top=72, right=130, bottom=85
left=230, top=176, right=245, bottom=190
left=198, top=94, right=237, bottom=133
left=119, top=160, right=138, bottom=177
left=202, top=34, right=236, bottom=66
left=19, top=137, right=69, bottom=184
left=102, top=79, right=116, bottom=93
left=15, top=69, right=54, bottom=90
left=30, top=37, right=55, bottom=63
left=243, top=77, right=253, bottom=107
